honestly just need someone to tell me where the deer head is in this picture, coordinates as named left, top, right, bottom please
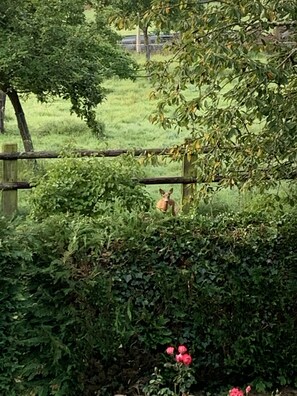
left=156, top=188, right=177, bottom=215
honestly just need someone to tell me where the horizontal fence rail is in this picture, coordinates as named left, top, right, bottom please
left=1, top=143, right=296, bottom=215
left=0, top=143, right=204, bottom=215
left=0, top=146, right=214, bottom=160
left=0, top=148, right=173, bottom=160
left=0, top=176, right=225, bottom=191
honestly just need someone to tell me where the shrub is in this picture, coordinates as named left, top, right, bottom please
left=0, top=217, right=31, bottom=395
left=3, top=207, right=297, bottom=395
left=17, top=214, right=115, bottom=395
left=98, top=211, right=297, bottom=392
left=29, top=154, right=152, bottom=219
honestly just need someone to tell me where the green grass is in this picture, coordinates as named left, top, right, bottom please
left=0, top=57, right=189, bottom=209
left=1, top=60, right=183, bottom=151
left=0, top=53, right=278, bottom=214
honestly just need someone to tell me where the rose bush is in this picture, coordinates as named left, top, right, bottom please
left=144, top=345, right=195, bottom=395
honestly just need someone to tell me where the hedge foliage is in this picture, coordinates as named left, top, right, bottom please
left=0, top=217, right=31, bottom=395
left=1, top=207, right=297, bottom=395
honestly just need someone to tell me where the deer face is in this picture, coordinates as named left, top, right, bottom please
left=159, top=188, right=173, bottom=202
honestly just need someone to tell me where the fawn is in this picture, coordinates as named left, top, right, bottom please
left=156, top=188, right=178, bottom=216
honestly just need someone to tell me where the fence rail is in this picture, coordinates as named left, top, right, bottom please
left=2, top=143, right=295, bottom=216
left=0, top=147, right=175, bottom=160
left=1, top=144, right=201, bottom=215
left=0, top=176, right=225, bottom=191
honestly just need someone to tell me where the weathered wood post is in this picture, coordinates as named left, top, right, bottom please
left=1, top=143, right=18, bottom=216
left=182, top=141, right=197, bottom=213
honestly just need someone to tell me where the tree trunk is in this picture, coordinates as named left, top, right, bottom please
left=6, top=88, right=34, bottom=152
left=0, top=90, right=6, bottom=133
left=142, top=25, right=151, bottom=62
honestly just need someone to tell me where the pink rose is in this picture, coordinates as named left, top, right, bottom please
left=165, top=346, right=175, bottom=355
left=246, top=386, right=251, bottom=394
left=181, top=353, right=192, bottom=365
left=175, top=353, right=184, bottom=362
left=229, top=388, right=244, bottom=396
left=178, top=345, right=187, bottom=354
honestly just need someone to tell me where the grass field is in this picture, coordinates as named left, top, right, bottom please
left=0, top=52, right=258, bottom=214
left=0, top=8, right=246, bottom=214
left=0, top=54, right=187, bottom=210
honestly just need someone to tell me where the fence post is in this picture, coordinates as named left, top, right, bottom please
left=182, top=147, right=197, bottom=213
left=1, top=143, right=18, bottom=216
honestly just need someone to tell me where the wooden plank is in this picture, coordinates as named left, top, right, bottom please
left=1, top=144, right=18, bottom=215
left=2, top=172, right=295, bottom=191
left=0, top=145, right=213, bottom=160
left=0, top=148, right=173, bottom=160
left=0, top=176, right=224, bottom=191
left=0, top=182, right=32, bottom=190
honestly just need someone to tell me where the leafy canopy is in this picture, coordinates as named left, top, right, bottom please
left=146, top=0, right=297, bottom=194
left=0, top=0, right=137, bottom=135
left=97, top=0, right=153, bottom=30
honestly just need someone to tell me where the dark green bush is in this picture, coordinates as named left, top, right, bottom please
left=17, top=215, right=116, bottom=395
left=1, top=207, right=296, bottom=395
left=0, top=217, right=31, bottom=395
left=98, top=211, right=297, bottom=392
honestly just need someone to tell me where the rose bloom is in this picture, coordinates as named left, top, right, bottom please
left=246, top=386, right=252, bottom=394
left=175, top=353, right=184, bottom=363
left=181, top=353, right=192, bottom=365
left=165, top=346, right=175, bottom=355
left=229, top=388, right=244, bottom=396
left=178, top=345, right=187, bottom=354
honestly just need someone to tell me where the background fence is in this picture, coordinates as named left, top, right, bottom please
left=119, top=33, right=176, bottom=53
left=2, top=143, right=296, bottom=216
left=1, top=143, right=209, bottom=216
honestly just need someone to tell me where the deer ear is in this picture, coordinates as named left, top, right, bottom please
left=169, top=188, right=173, bottom=194
left=159, top=189, right=165, bottom=195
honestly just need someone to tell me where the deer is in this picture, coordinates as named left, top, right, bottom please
left=156, top=188, right=179, bottom=216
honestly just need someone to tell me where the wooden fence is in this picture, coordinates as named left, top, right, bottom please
left=1, top=143, right=213, bottom=216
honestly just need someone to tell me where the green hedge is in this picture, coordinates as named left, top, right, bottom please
left=1, top=209, right=297, bottom=395
left=0, top=217, right=31, bottom=395
left=97, top=212, right=297, bottom=392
